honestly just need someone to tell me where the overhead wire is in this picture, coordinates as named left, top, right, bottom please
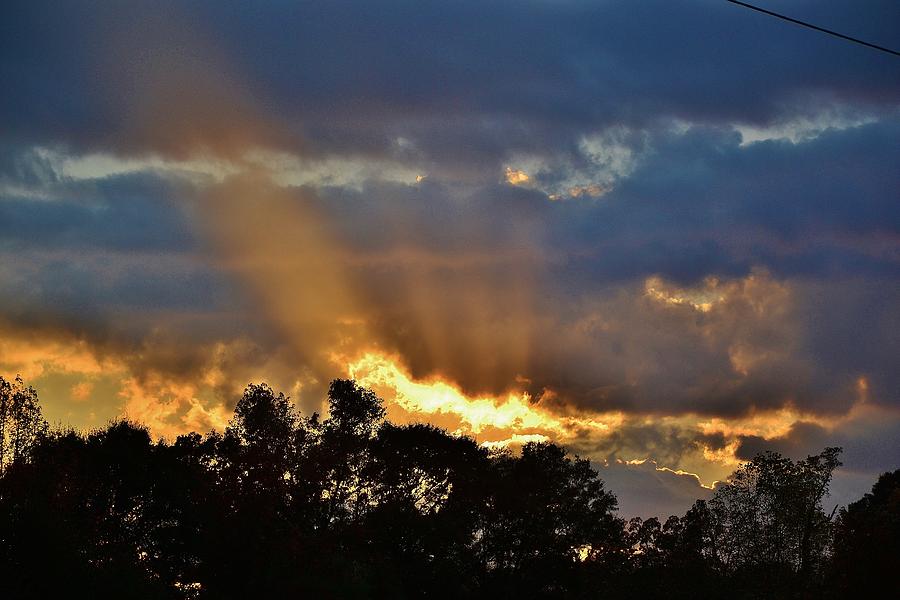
left=725, top=0, right=900, bottom=57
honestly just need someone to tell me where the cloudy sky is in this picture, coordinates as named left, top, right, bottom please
left=1, top=0, right=898, bottom=517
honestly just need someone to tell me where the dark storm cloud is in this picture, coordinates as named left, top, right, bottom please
left=3, top=0, right=898, bottom=164
left=0, top=173, right=197, bottom=253
left=554, top=121, right=900, bottom=283
left=736, top=413, right=900, bottom=474
left=0, top=156, right=210, bottom=322
left=1, top=0, right=292, bottom=157
left=135, top=0, right=900, bottom=158
left=321, top=118, right=900, bottom=281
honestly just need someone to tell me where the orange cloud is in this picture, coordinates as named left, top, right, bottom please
left=70, top=381, right=94, bottom=402
left=347, top=351, right=623, bottom=441
left=504, top=167, right=531, bottom=185
left=119, top=375, right=230, bottom=440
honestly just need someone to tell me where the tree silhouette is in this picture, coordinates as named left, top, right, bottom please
left=690, top=447, right=842, bottom=597
left=0, top=376, right=891, bottom=599
left=365, top=422, right=492, bottom=595
left=476, top=442, right=626, bottom=597
left=827, top=469, right=900, bottom=597
left=0, top=376, right=47, bottom=473
left=622, top=512, right=721, bottom=599
left=0, top=420, right=199, bottom=598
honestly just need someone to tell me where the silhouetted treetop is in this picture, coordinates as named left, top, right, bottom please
left=227, top=383, right=297, bottom=450
left=325, top=378, right=385, bottom=438
left=0, top=377, right=890, bottom=600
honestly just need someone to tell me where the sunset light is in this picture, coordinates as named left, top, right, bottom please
left=1, top=0, right=898, bottom=595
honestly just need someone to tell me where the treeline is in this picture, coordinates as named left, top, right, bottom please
left=0, top=375, right=897, bottom=599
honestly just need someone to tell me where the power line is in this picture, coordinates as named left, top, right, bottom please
left=725, top=0, right=900, bottom=57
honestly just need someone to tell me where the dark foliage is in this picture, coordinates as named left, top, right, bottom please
left=0, top=375, right=892, bottom=598
left=826, top=469, right=900, bottom=598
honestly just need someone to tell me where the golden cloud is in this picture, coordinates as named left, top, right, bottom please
left=504, top=167, right=531, bottom=185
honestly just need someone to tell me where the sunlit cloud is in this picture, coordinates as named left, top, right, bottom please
left=644, top=275, right=725, bottom=313
left=0, top=327, right=115, bottom=381
left=119, top=375, right=231, bottom=440
left=348, top=351, right=621, bottom=439
left=70, top=380, right=94, bottom=402
left=344, top=351, right=869, bottom=488
left=507, top=126, right=644, bottom=200
left=504, top=166, right=531, bottom=185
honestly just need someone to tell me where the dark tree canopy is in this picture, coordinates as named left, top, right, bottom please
left=828, top=469, right=900, bottom=597
left=0, top=377, right=892, bottom=599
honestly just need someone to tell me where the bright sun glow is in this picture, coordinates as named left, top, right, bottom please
left=347, top=352, right=621, bottom=443
left=343, top=351, right=859, bottom=488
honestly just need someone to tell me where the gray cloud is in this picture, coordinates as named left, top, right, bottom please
left=3, top=1, right=899, bottom=162
left=596, top=460, right=713, bottom=520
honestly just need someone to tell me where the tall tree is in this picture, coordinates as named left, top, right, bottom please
left=0, top=376, right=47, bottom=472
left=827, top=469, right=900, bottom=597
left=694, top=447, right=842, bottom=596
left=315, top=379, right=386, bottom=526
left=476, top=442, right=626, bottom=597
left=224, top=382, right=298, bottom=493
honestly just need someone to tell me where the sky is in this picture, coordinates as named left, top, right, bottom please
left=1, top=0, right=898, bottom=518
